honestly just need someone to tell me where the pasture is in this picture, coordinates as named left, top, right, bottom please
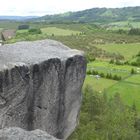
left=96, top=43, right=140, bottom=60
left=41, top=27, right=81, bottom=36
left=86, top=59, right=140, bottom=111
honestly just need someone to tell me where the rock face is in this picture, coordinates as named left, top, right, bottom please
left=0, top=127, right=60, bottom=140
left=0, top=40, right=86, bottom=139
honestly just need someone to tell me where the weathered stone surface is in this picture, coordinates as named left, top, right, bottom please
left=0, top=39, right=86, bottom=139
left=0, top=127, right=60, bottom=140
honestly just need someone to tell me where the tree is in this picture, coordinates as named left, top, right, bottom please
left=128, top=28, right=140, bottom=35
left=69, top=86, right=140, bottom=140
left=18, top=25, right=29, bottom=30
left=131, top=68, right=135, bottom=74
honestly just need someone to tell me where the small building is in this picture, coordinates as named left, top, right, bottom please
left=1, top=29, right=16, bottom=41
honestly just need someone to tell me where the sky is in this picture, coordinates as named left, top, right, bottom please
left=0, top=0, right=140, bottom=16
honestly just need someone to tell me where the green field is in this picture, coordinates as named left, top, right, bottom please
left=106, top=21, right=140, bottom=30
left=84, top=75, right=117, bottom=92
left=86, top=59, right=140, bottom=111
left=96, top=43, right=140, bottom=60
left=125, top=74, right=140, bottom=84
left=41, top=27, right=81, bottom=36
left=88, top=60, right=138, bottom=78
left=107, top=77, right=140, bottom=111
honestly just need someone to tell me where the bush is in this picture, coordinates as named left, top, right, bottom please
left=100, top=73, right=105, bottom=78
left=136, top=52, right=140, bottom=57
left=109, top=59, right=114, bottom=64
left=92, top=70, right=98, bottom=75
left=106, top=73, right=112, bottom=79
left=18, top=25, right=29, bottom=30
left=28, top=28, right=42, bottom=34
left=131, top=68, right=135, bottom=74
left=128, top=28, right=140, bottom=35
left=86, top=53, right=96, bottom=63
left=113, top=75, right=122, bottom=81
left=87, top=70, right=92, bottom=75
left=131, top=57, right=140, bottom=66
left=115, top=59, right=124, bottom=65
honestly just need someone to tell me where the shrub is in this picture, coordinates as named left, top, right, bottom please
left=100, top=73, right=105, bottom=78
left=131, top=68, right=135, bottom=74
left=87, top=70, right=92, bottom=75
left=113, top=75, right=122, bottom=81
left=86, top=53, right=96, bottom=63
left=18, top=25, right=29, bottom=30
left=115, top=59, right=123, bottom=65
left=128, top=28, right=140, bottom=35
left=136, top=52, right=140, bottom=57
left=28, top=28, right=42, bottom=34
left=109, top=59, right=115, bottom=64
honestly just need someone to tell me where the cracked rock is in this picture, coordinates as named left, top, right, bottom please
left=0, top=127, right=60, bottom=140
left=0, top=39, right=87, bottom=139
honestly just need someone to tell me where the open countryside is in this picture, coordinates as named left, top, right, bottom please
left=1, top=6, right=140, bottom=140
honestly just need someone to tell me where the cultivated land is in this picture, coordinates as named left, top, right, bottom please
left=96, top=43, right=140, bottom=60
left=41, top=27, right=81, bottom=36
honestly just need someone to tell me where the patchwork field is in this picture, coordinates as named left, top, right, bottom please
left=96, top=43, right=140, bottom=60
left=107, top=77, right=140, bottom=111
left=86, top=59, right=140, bottom=111
left=41, top=27, right=81, bottom=36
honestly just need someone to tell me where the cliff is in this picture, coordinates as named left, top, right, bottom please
left=0, top=39, right=86, bottom=139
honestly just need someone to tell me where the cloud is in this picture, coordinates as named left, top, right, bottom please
left=0, top=0, right=140, bottom=16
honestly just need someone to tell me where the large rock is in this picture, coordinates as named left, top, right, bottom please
left=0, top=40, right=86, bottom=139
left=0, top=127, right=60, bottom=140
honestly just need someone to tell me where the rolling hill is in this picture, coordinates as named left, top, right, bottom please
left=35, top=6, right=140, bottom=23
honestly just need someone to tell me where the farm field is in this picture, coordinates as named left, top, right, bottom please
left=87, top=60, right=139, bottom=78
left=84, top=75, right=117, bottom=92
left=107, top=77, right=140, bottom=111
left=96, top=43, right=140, bottom=60
left=17, top=27, right=81, bottom=36
left=41, top=27, right=81, bottom=36
left=86, top=59, right=140, bottom=111
left=106, top=21, right=140, bottom=30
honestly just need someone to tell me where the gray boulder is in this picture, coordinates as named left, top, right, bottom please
left=0, top=40, right=86, bottom=139
left=0, top=127, right=60, bottom=140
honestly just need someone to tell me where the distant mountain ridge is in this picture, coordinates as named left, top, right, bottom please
left=35, top=6, right=140, bottom=23
left=0, top=16, right=39, bottom=21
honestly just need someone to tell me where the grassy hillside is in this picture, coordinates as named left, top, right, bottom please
left=35, top=7, right=140, bottom=23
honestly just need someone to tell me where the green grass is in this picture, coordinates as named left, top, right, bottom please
left=107, top=80, right=140, bottom=111
left=85, top=73, right=140, bottom=109
left=84, top=75, right=117, bottom=92
left=87, top=61, right=138, bottom=78
left=106, top=21, right=140, bottom=30
left=17, top=29, right=28, bottom=33
left=41, top=27, right=81, bottom=36
left=124, top=74, right=140, bottom=84
left=96, top=43, right=140, bottom=60
left=87, top=61, right=140, bottom=111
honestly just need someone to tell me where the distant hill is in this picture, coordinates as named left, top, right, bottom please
left=35, top=6, right=140, bottom=23
left=0, top=16, right=39, bottom=21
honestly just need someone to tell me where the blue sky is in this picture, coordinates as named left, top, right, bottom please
left=0, top=0, right=140, bottom=16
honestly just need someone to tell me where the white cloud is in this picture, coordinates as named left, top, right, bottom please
left=0, top=0, right=140, bottom=16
